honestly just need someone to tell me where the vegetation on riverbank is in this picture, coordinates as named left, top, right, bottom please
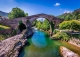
left=0, top=25, right=10, bottom=30
left=52, top=20, right=80, bottom=41
left=0, top=34, right=11, bottom=41
left=33, top=19, right=50, bottom=31
left=59, top=20, right=80, bottom=31
left=0, top=25, right=11, bottom=40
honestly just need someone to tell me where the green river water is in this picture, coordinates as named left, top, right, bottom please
left=19, top=30, right=80, bottom=57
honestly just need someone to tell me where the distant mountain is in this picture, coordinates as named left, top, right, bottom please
left=0, top=11, right=9, bottom=18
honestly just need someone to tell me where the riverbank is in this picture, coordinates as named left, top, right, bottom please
left=60, top=46, right=79, bottom=57
left=68, top=38, right=80, bottom=48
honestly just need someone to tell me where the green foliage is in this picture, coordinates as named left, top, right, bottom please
left=34, top=19, right=50, bottom=31
left=0, top=25, right=10, bottom=30
left=33, top=19, right=55, bottom=32
left=36, top=20, right=42, bottom=29
left=25, top=13, right=28, bottom=16
left=12, top=29, right=17, bottom=35
left=57, top=8, right=80, bottom=20
left=0, top=34, right=5, bottom=40
left=53, top=32, right=69, bottom=41
left=32, top=20, right=37, bottom=26
left=42, top=20, right=50, bottom=30
left=50, top=21, right=54, bottom=33
left=0, top=27, right=4, bottom=30
left=58, top=13, right=73, bottom=20
left=73, top=8, right=80, bottom=19
left=59, top=20, right=80, bottom=31
left=19, top=20, right=22, bottom=25
left=71, top=34, right=80, bottom=39
left=53, top=29, right=60, bottom=34
left=8, top=7, right=27, bottom=19
left=0, top=34, right=11, bottom=40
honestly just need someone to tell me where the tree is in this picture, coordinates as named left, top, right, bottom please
left=58, top=8, right=80, bottom=20
left=59, top=20, right=80, bottom=31
left=50, top=21, right=54, bottom=33
left=42, top=19, right=50, bottom=31
left=34, top=19, right=50, bottom=31
left=36, top=20, right=42, bottom=29
left=8, top=7, right=26, bottom=19
left=25, top=13, right=28, bottom=16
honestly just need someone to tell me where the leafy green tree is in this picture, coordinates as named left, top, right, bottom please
left=73, top=8, right=80, bottom=19
left=8, top=7, right=26, bottom=19
left=53, top=32, right=69, bottom=41
left=50, top=21, right=54, bottom=33
left=42, top=19, right=50, bottom=31
left=33, top=19, right=50, bottom=31
left=36, top=20, right=42, bottom=29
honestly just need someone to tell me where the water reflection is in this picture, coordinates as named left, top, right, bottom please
left=31, top=31, right=47, bottom=48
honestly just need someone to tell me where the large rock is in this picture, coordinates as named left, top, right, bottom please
left=0, top=30, right=27, bottom=57
left=60, top=46, right=79, bottom=57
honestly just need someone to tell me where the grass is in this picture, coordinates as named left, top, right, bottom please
left=0, top=25, right=11, bottom=41
left=0, top=25, right=10, bottom=30
left=0, top=34, right=5, bottom=41
left=0, top=34, right=11, bottom=41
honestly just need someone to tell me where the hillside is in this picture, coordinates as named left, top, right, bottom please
left=0, top=11, right=8, bottom=18
left=57, top=8, right=80, bottom=20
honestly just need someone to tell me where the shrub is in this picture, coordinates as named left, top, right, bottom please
left=53, top=29, right=60, bottom=34
left=12, top=29, right=17, bottom=35
left=59, top=20, right=80, bottom=31
left=0, top=35, right=5, bottom=41
left=53, top=32, right=69, bottom=41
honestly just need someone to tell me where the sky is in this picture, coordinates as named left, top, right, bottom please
left=0, top=0, right=80, bottom=16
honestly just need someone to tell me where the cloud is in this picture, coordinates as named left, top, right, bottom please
left=64, top=10, right=72, bottom=13
left=54, top=3, right=60, bottom=6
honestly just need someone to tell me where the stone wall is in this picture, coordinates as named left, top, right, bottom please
left=0, top=28, right=13, bottom=34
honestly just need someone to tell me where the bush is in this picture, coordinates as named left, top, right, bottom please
left=53, top=29, right=60, bottom=34
left=59, top=20, right=80, bottom=31
left=0, top=35, right=5, bottom=41
left=11, top=29, right=18, bottom=35
left=71, top=34, right=80, bottom=39
left=53, top=32, right=69, bottom=41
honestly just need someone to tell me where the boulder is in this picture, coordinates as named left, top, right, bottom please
left=60, top=46, right=79, bottom=57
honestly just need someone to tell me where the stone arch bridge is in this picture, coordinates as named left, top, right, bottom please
left=0, top=14, right=63, bottom=34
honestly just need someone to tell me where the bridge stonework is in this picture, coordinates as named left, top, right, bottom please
left=0, top=14, right=63, bottom=34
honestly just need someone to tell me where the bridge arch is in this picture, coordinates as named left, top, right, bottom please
left=0, top=13, right=63, bottom=34
left=26, top=14, right=63, bottom=34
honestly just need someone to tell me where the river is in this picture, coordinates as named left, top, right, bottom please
left=19, top=30, right=80, bottom=57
